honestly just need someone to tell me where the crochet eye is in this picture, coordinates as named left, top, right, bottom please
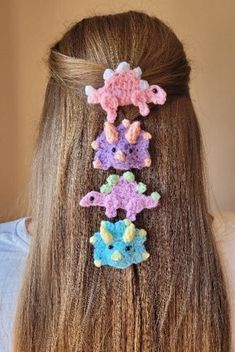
left=112, top=147, right=116, bottom=153
left=108, top=245, right=114, bottom=249
left=152, top=88, right=158, bottom=94
left=129, top=148, right=133, bottom=154
left=89, top=196, right=94, bottom=202
left=125, top=245, right=132, bottom=251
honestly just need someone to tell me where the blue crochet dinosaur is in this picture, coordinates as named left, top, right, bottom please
left=89, top=219, right=150, bottom=269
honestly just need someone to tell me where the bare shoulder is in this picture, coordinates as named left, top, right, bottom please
left=213, top=211, right=235, bottom=349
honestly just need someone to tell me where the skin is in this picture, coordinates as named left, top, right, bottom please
left=25, top=217, right=33, bottom=237
left=23, top=215, right=235, bottom=349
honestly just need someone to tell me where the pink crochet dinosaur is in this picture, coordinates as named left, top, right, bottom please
left=85, top=61, right=167, bottom=123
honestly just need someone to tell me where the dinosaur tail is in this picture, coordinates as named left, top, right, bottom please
left=85, top=85, right=99, bottom=104
left=145, top=192, right=161, bottom=209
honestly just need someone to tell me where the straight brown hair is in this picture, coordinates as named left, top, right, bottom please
left=13, top=11, right=230, bottom=352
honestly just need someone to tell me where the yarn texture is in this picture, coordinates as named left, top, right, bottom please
left=79, top=171, right=161, bottom=221
left=83, top=61, right=166, bottom=268
left=90, top=219, right=150, bottom=269
left=85, top=61, right=167, bottom=122
left=92, top=119, right=152, bottom=170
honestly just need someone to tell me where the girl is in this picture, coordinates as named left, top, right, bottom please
left=0, top=10, right=231, bottom=352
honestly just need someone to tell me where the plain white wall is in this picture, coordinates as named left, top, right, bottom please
left=0, top=0, right=234, bottom=221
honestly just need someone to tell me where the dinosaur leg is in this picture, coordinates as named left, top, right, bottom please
left=104, top=197, right=119, bottom=218
left=126, top=212, right=136, bottom=221
left=138, top=103, right=150, bottom=116
left=131, top=92, right=150, bottom=117
left=105, top=208, right=117, bottom=218
left=126, top=201, right=137, bottom=221
left=126, top=198, right=145, bottom=221
left=100, top=95, right=119, bottom=123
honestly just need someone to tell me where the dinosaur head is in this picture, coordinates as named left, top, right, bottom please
left=146, top=84, right=167, bottom=105
left=79, top=191, right=103, bottom=207
left=90, top=220, right=150, bottom=269
left=92, top=120, right=152, bottom=170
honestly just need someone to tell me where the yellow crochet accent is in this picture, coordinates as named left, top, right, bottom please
left=111, top=250, right=123, bottom=261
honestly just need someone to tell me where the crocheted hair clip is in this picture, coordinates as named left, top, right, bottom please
left=79, top=171, right=161, bottom=221
left=90, top=219, right=150, bottom=269
left=85, top=61, right=167, bottom=123
left=92, top=118, right=152, bottom=170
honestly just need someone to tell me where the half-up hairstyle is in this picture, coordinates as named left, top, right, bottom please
left=13, top=11, right=230, bottom=352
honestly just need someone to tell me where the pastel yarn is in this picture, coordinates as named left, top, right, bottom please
left=79, top=171, right=161, bottom=221
left=90, top=219, right=150, bottom=269
left=92, top=119, right=152, bottom=170
left=85, top=61, right=167, bottom=123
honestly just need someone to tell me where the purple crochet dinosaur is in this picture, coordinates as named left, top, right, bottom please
left=79, top=171, right=161, bottom=221
left=92, top=119, right=152, bottom=170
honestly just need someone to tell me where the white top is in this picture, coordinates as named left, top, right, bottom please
left=0, top=218, right=29, bottom=352
left=0, top=213, right=235, bottom=352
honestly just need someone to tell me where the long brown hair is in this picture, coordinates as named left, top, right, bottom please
left=13, top=11, right=230, bottom=351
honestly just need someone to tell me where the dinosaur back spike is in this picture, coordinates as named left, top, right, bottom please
left=100, top=183, right=112, bottom=193
left=85, top=85, right=95, bottom=96
left=103, top=68, right=114, bottom=80
left=137, top=182, right=147, bottom=193
left=116, top=62, right=130, bottom=72
left=123, top=171, right=135, bottom=182
left=106, top=174, right=119, bottom=186
left=151, top=192, right=161, bottom=201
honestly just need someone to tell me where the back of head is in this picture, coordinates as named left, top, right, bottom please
left=13, top=11, right=230, bottom=352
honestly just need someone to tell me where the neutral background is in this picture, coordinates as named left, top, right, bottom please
left=0, top=0, right=234, bottom=222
